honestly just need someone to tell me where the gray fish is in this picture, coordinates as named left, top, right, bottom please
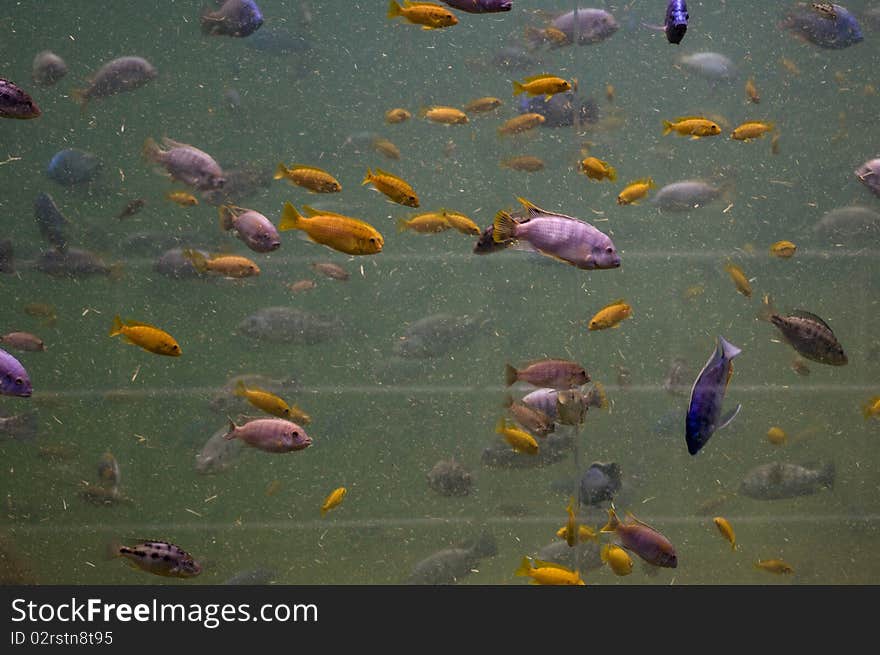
left=520, top=385, right=606, bottom=420
left=426, top=458, right=473, bottom=497
left=154, top=247, right=209, bottom=278
left=491, top=45, right=539, bottom=71
left=536, top=539, right=603, bottom=573
left=73, top=56, right=157, bottom=108
left=549, top=8, right=619, bottom=45
left=406, top=531, right=496, bottom=585
left=245, top=25, right=311, bottom=55
left=0, top=78, right=41, bottom=119
left=652, top=179, right=726, bottom=212
left=855, top=158, right=880, bottom=198
left=677, top=52, right=737, bottom=81
left=44, top=148, right=101, bottom=186
left=393, top=313, right=482, bottom=359
left=759, top=295, right=847, bottom=366
left=116, top=198, right=146, bottom=220
left=739, top=461, right=835, bottom=500
left=200, top=164, right=272, bottom=206
left=33, top=192, right=69, bottom=250
left=35, top=248, right=117, bottom=278
left=813, top=205, right=880, bottom=237
left=223, top=567, right=277, bottom=585
left=0, top=412, right=38, bottom=442
left=143, top=137, right=225, bottom=191
left=195, top=424, right=243, bottom=474
left=32, top=51, right=68, bottom=87
left=782, top=2, right=863, bottom=49
left=579, top=461, right=622, bottom=506
left=237, top=307, right=342, bottom=344
left=0, top=332, right=46, bottom=352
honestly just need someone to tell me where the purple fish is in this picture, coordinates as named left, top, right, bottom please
left=0, top=347, right=32, bottom=397
left=685, top=336, right=742, bottom=456
left=550, top=8, right=619, bottom=45
left=143, top=137, right=225, bottom=191
left=201, top=0, right=264, bottom=37
left=782, top=3, right=863, bottom=49
left=601, top=508, right=677, bottom=568
left=439, top=0, right=511, bottom=12
left=492, top=197, right=620, bottom=270
left=855, top=158, right=880, bottom=198
left=0, top=78, right=41, bottom=119
left=224, top=418, right=311, bottom=453
left=219, top=205, right=280, bottom=252
left=643, top=1, right=689, bottom=43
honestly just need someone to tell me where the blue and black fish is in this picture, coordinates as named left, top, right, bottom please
left=33, top=192, right=70, bottom=251
left=45, top=148, right=101, bottom=186
left=643, top=1, right=688, bottom=44
left=685, top=336, right=742, bottom=456
left=781, top=3, right=862, bottom=49
left=201, top=0, right=264, bottom=37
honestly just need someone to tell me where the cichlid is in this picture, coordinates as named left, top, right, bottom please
left=420, top=106, right=468, bottom=125
left=36, top=248, right=119, bottom=278
left=855, top=158, right=880, bottom=199
left=464, top=96, right=503, bottom=113
left=495, top=417, right=539, bottom=455
left=713, top=517, right=736, bottom=550
left=770, top=240, right=797, bottom=258
left=0, top=78, right=41, bottom=119
left=601, top=508, right=678, bottom=568
left=427, top=458, right=473, bottom=497
left=362, top=168, right=419, bottom=207
left=755, top=559, right=794, bottom=574
left=280, top=202, right=384, bottom=256
left=0, top=332, right=45, bottom=353
left=32, top=51, right=68, bottom=87
left=644, top=1, right=689, bottom=44
left=321, top=487, right=347, bottom=517
left=579, top=157, right=616, bottom=182
left=387, top=1, right=458, bottom=30
left=740, top=461, right=834, bottom=500
left=731, top=121, right=775, bottom=141
left=224, top=417, right=311, bottom=453
left=503, top=396, right=554, bottom=437
left=219, top=205, right=280, bottom=253
left=686, top=336, right=742, bottom=456
left=677, top=52, right=737, bottom=81
left=782, top=3, right=862, bottom=49
left=601, top=544, right=633, bottom=576
left=45, top=148, right=101, bottom=186
left=113, top=540, right=201, bottom=579
left=579, top=461, right=621, bottom=506
left=0, top=348, right=32, bottom=397
left=237, top=306, right=342, bottom=345
left=33, top=193, right=70, bottom=251
left=549, top=8, right=619, bottom=45
left=143, top=137, right=225, bottom=191
left=385, top=108, right=411, bottom=123
left=498, top=113, right=545, bottom=135
left=274, top=163, right=341, bottom=193
left=652, top=179, right=726, bottom=212
left=72, top=56, right=157, bottom=108
left=588, top=299, right=632, bottom=330
left=200, top=0, right=264, bottom=37
left=663, top=116, right=722, bottom=138
left=500, top=155, right=545, bottom=172
left=515, top=557, right=585, bottom=585
left=440, top=0, right=511, bottom=12
left=393, top=313, right=482, bottom=358
left=183, top=250, right=260, bottom=278
left=506, top=359, right=589, bottom=390
left=758, top=295, right=847, bottom=365
left=617, top=178, right=655, bottom=205
left=512, top=74, right=572, bottom=100
left=195, top=424, right=243, bottom=474
left=724, top=261, right=752, bottom=297
left=109, top=316, right=181, bottom=357
left=407, top=532, right=496, bottom=584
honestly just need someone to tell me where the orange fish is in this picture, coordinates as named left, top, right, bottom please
left=387, top=1, right=458, bottom=30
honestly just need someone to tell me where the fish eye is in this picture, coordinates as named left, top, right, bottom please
left=606, top=247, right=614, bottom=254
left=14, top=378, right=22, bottom=386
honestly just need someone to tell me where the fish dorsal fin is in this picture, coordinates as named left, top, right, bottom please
left=515, top=197, right=580, bottom=222
left=161, top=137, right=190, bottom=149
left=532, top=558, right=571, bottom=571
left=625, top=511, right=656, bottom=530
left=599, top=298, right=627, bottom=311
left=674, top=116, right=709, bottom=122
left=630, top=177, right=656, bottom=188
left=290, top=164, right=331, bottom=175
left=123, top=318, right=161, bottom=330
left=523, top=73, right=559, bottom=83
left=301, top=205, right=346, bottom=219
left=374, top=168, right=407, bottom=184
left=789, top=310, right=833, bottom=331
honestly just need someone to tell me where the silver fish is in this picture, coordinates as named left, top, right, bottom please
left=759, top=295, right=847, bottom=366
left=74, top=56, right=157, bottom=107
left=406, top=532, right=496, bottom=584
left=224, top=417, right=311, bottom=453
left=521, top=385, right=606, bottom=420
left=492, top=197, right=620, bottom=270
left=237, top=307, right=342, bottom=344
left=739, top=462, right=834, bottom=500
left=549, top=8, right=619, bottom=45
left=195, top=424, right=243, bottom=474
left=32, top=51, right=68, bottom=87
left=219, top=205, right=280, bottom=253
left=813, top=205, right=880, bottom=237
left=652, top=179, right=725, bottom=212
left=677, top=52, right=737, bottom=80
left=143, top=137, right=225, bottom=191
left=393, top=313, right=482, bottom=359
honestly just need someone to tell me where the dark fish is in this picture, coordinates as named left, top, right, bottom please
left=549, top=8, right=619, bottom=45
left=45, top=148, right=101, bottom=186
left=664, top=0, right=689, bottom=43
left=33, top=193, right=69, bottom=250
left=579, top=461, right=622, bottom=506
left=759, top=295, right=847, bottom=366
left=406, top=531, right=496, bottom=585
left=143, top=137, right=225, bottom=191
left=116, top=198, right=146, bottom=220
left=35, top=247, right=117, bottom=278
left=439, top=0, right=512, bottom=12
left=686, top=337, right=742, bottom=456
left=0, top=240, right=13, bottom=274
left=813, top=205, right=880, bottom=237
left=393, top=314, right=482, bottom=359
left=504, top=396, right=555, bottom=437
left=0, top=412, right=38, bottom=441
left=310, top=261, right=349, bottom=281
left=426, top=458, right=473, bottom=497
left=739, top=462, right=835, bottom=500
left=153, top=248, right=207, bottom=278
left=0, top=78, right=41, bottom=119
left=782, top=2, right=863, bottom=48
left=536, top=539, right=603, bottom=573
left=201, top=0, right=264, bottom=37
left=200, top=164, right=272, bottom=206
left=491, top=45, right=539, bottom=71
left=516, top=91, right=599, bottom=128
left=855, top=158, right=880, bottom=199
left=223, top=567, right=277, bottom=585
left=0, top=347, right=32, bottom=397
left=237, top=307, right=342, bottom=344
left=31, top=51, right=68, bottom=87
left=73, top=56, right=157, bottom=108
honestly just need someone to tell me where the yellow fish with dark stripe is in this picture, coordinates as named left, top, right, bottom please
left=280, top=202, right=384, bottom=256
left=109, top=316, right=181, bottom=356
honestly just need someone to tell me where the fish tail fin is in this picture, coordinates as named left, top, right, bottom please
left=70, top=88, right=89, bottom=112
left=108, top=315, right=124, bottom=338
left=662, top=120, right=674, bottom=136
left=588, top=382, right=609, bottom=410
left=863, top=397, right=880, bottom=420
left=387, top=0, right=402, bottom=18
left=607, top=165, right=617, bottom=182
left=495, top=417, right=507, bottom=434
left=361, top=168, right=373, bottom=186
left=512, top=80, right=526, bottom=96
left=182, top=248, right=208, bottom=272
left=273, top=163, right=289, bottom=181
left=233, top=381, right=248, bottom=398
left=223, top=419, right=238, bottom=441
left=104, top=539, right=124, bottom=561
left=514, top=556, right=532, bottom=577
left=600, top=507, right=620, bottom=533
left=492, top=211, right=518, bottom=243
left=279, top=202, right=303, bottom=231
left=757, top=293, right=776, bottom=323
left=821, top=462, right=835, bottom=489
left=142, top=137, right=163, bottom=163
left=396, top=217, right=410, bottom=233
left=218, top=205, right=235, bottom=231
left=501, top=394, right=514, bottom=409
left=600, top=544, right=612, bottom=563
left=504, top=363, right=518, bottom=386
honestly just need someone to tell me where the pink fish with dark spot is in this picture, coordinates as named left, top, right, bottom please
left=224, top=417, right=311, bottom=453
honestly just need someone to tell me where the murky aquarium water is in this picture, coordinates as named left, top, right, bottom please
left=1, top=0, right=878, bottom=586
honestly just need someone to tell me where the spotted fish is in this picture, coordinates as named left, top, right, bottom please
left=112, top=540, right=201, bottom=578
left=758, top=295, right=847, bottom=366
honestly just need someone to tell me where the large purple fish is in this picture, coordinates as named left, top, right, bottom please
left=439, top=0, right=511, bottom=12
left=224, top=418, right=311, bottom=453
left=685, top=336, right=742, bottom=456
left=492, top=197, right=620, bottom=270
left=855, top=158, right=880, bottom=198
left=644, top=1, right=689, bottom=44
left=201, top=0, right=264, bottom=37
left=782, top=3, right=863, bottom=49
left=0, top=347, right=32, bottom=397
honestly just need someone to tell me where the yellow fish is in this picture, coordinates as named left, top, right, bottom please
left=464, top=97, right=502, bottom=114
left=183, top=250, right=260, bottom=278
left=280, top=202, right=384, bottom=256
left=724, top=261, right=752, bottom=297
left=755, top=559, right=794, bottom=574
left=385, top=107, right=411, bottom=124
left=274, top=163, right=341, bottom=193
left=495, top=418, right=538, bottom=455
left=234, top=381, right=310, bottom=423
left=441, top=210, right=480, bottom=236
left=617, top=177, right=655, bottom=205
left=564, top=497, right=578, bottom=547
left=515, top=557, right=585, bottom=585
left=498, top=113, right=545, bottom=136
left=420, top=106, right=468, bottom=125
left=362, top=168, right=420, bottom=207
left=769, top=240, right=797, bottom=258
left=766, top=426, right=787, bottom=445
left=731, top=121, right=775, bottom=141
left=397, top=211, right=450, bottom=234
left=600, top=544, right=633, bottom=576
left=588, top=299, right=632, bottom=331
left=321, top=487, right=347, bottom=517
left=579, top=157, right=617, bottom=182
left=500, top=155, right=545, bottom=172
left=713, top=517, right=736, bottom=551
left=371, top=137, right=401, bottom=160
left=745, top=78, right=760, bottom=104
left=556, top=524, right=599, bottom=544
left=109, top=316, right=181, bottom=357
left=662, top=116, right=722, bottom=139
left=166, top=191, right=198, bottom=206
left=862, top=396, right=880, bottom=420
left=512, top=74, right=572, bottom=101
left=387, top=0, right=458, bottom=30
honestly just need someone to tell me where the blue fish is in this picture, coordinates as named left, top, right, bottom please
left=782, top=3, right=862, bottom=49
left=45, top=148, right=101, bottom=186
left=685, top=336, right=742, bottom=456
left=33, top=192, right=70, bottom=251
left=201, top=0, right=264, bottom=38
left=664, top=0, right=689, bottom=43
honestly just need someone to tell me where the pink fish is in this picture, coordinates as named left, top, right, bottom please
left=601, top=507, right=677, bottom=568
left=224, top=418, right=311, bottom=453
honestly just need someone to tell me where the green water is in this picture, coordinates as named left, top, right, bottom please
left=1, top=0, right=878, bottom=585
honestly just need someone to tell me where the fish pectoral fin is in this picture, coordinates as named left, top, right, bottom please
left=718, top=404, right=742, bottom=431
